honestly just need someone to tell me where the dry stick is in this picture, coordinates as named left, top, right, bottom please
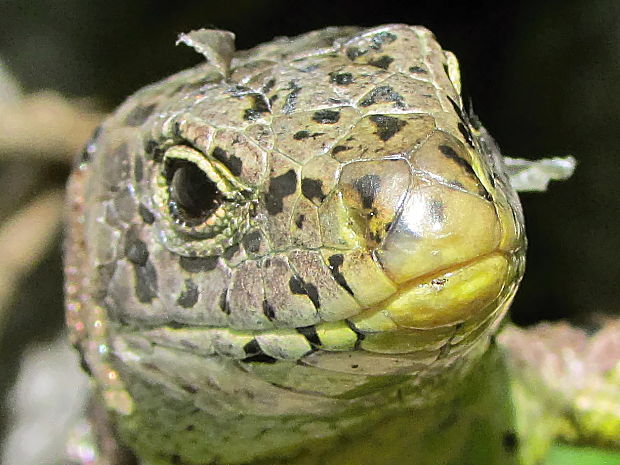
left=0, top=189, right=64, bottom=332
left=0, top=92, right=103, bottom=163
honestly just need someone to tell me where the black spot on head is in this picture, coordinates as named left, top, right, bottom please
left=79, top=125, right=102, bottom=164
left=329, top=72, right=354, bottom=86
left=252, top=93, right=271, bottom=113
left=289, top=275, right=321, bottom=309
left=502, top=431, right=519, bottom=454
left=443, top=63, right=450, bottom=78
left=223, top=243, right=240, bottom=261
left=242, top=339, right=277, bottom=363
left=177, top=279, right=199, bottom=308
left=312, top=110, right=341, bottom=124
left=242, top=230, right=262, bottom=254
left=144, top=140, right=164, bottom=163
left=265, top=169, right=298, bottom=215
left=297, top=325, right=321, bottom=346
left=133, top=261, right=158, bottom=303
left=134, top=156, right=144, bottom=182
left=243, top=338, right=262, bottom=356
left=138, top=204, right=155, bottom=224
left=124, top=229, right=149, bottom=266
left=243, top=94, right=271, bottom=121
left=75, top=346, right=93, bottom=376
left=282, top=80, right=301, bottom=114
left=332, top=145, right=351, bottom=155
left=346, top=47, right=367, bottom=60
left=368, top=55, right=394, bottom=70
left=262, top=300, right=275, bottom=320
left=327, top=254, right=354, bottom=296
left=409, top=66, right=427, bottom=74
left=212, top=147, right=242, bottom=177
left=353, top=174, right=381, bottom=209
left=438, top=145, right=477, bottom=176
left=301, top=178, right=325, bottom=203
left=294, top=130, right=324, bottom=140
left=370, top=32, right=397, bottom=50
left=125, top=103, right=157, bottom=127
left=368, top=114, right=407, bottom=142
left=294, top=130, right=310, bottom=140
left=262, top=78, right=276, bottom=93
left=295, top=214, right=305, bottom=229
left=345, top=320, right=366, bottom=348
left=179, top=255, right=218, bottom=273
left=219, top=289, right=230, bottom=314
left=360, top=86, right=405, bottom=108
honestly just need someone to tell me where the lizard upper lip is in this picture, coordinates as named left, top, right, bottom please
left=347, top=250, right=518, bottom=333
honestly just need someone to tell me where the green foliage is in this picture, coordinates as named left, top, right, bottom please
left=545, top=444, right=620, bottom=465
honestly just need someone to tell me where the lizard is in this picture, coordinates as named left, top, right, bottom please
left=63, top=24, right=619, bottom=465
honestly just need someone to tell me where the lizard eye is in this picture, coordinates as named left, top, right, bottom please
left=152, top=144, right=255, bottom=256
left=165, top=158, right=223, bottom=227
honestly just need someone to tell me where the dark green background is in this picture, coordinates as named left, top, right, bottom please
left=0, top=0, right=618, bottom=450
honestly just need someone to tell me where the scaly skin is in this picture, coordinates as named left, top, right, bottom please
left=64, top=25, right=619, bottom=465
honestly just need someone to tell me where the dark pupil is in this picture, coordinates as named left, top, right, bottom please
left=167, top=160, right=222, bottom=225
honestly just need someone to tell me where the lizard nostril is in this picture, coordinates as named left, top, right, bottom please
left=337, top=159, right=411, bottom=250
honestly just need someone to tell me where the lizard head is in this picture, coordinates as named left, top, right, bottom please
left=71, top=26, right=526, bottom=418
left=130, top=86, right=525, bottom=362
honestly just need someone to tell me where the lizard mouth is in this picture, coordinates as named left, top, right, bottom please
left=116, top=249, right=522, bottom=368
left=341, top=249, right=523, bottom=355
left=350, top=251, right=516, bottom=332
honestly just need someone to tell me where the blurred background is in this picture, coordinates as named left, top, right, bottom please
left=0, top=0, right=618, bottom=463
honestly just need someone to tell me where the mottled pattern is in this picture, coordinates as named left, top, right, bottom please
left=65, top=25, right=526, bottom=465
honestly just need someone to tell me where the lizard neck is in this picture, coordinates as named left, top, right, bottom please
left=112, top=338, right=520, bottom=465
